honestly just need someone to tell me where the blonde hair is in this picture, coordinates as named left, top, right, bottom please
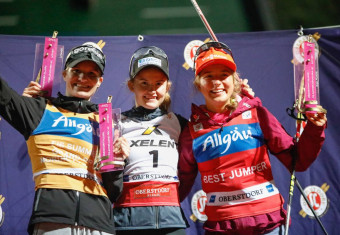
left=160, top=80, right=172, bottom=111
left=194, top=71, right=242, bottom=111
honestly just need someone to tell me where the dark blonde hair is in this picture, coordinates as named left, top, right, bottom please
left=160, top=80, right=172, bottom=111
left=194, top=71, right=242, bottom=111
left=127, top=67, right=172, bottom=112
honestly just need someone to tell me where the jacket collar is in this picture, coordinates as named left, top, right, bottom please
left=122, top=106, right=167, bottom=121
left=190, top=96, right=262, bottom=125
left=51, top=92, right=98, bottom=113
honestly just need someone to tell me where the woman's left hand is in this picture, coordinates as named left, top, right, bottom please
left=306, top=111, right=327, bottom=127
left=113, top=137, right=130, bottom=160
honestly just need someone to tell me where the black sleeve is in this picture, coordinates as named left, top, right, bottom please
left=175, top=113, right=188, bottom=132
left=101, top=170, right=124, bottom=203
left=0, top=76, right=47, bottom=139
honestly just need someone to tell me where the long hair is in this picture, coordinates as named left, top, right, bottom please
left=160, top=80, right=172, bottom=111
left=193, top=71, right=241, bottom=111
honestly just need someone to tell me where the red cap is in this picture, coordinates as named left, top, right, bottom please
left=195, top=47, right=236, bottom=76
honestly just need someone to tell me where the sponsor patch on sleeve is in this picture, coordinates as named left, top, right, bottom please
left=242, top=110, right=252, bottom=119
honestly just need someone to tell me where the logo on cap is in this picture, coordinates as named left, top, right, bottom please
left=65, top=42, right=106, bottom=74
left=138, top=57, right=162, bottom=68
left=195, top=48, right=236, bottom=76
left=73, top=46, right=104, bottom=60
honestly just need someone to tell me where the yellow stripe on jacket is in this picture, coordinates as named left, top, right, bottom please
left=26, top=103, right=106, bottom=196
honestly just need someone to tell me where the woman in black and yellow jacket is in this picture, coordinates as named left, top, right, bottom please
left=0, top=42, right=129, bottom=235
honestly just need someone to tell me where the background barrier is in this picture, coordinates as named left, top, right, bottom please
left=0, top=27, right=339, bottom=234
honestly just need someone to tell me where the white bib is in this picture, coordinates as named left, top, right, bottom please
left=121, top=113, right=181, bottom=183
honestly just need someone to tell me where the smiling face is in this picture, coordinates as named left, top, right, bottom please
left=63, top=60, right=103, bottom=100
left=128, top=67, right=170, bottom=110
left=196, top=63, right=235, bottom=113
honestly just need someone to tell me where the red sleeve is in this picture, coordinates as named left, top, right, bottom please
left=257, top=106, right=326, bottom=172
left=293, top=120, right=326, bottom=171
left=178, top=124, right=198, bottom=201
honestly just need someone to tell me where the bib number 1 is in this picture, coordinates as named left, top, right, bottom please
left=149, top=150, right=159, bottom=168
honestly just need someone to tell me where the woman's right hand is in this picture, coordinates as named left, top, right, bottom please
left=113, top=136, right=130, bottom=161
left=241, top=79, right=255, bottom=98
left=22, top=81, right=45, bottom=97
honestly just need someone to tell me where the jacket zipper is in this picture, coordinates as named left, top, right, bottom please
left=75, top=191, right=80, bottom=226
left=155, top=206, right=159, bottom=229
left=33, top=188, right=42, bottom=211
left=76, top=100, right=82, bottom=114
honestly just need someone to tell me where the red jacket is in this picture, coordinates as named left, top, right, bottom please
left=178, top=96, right=326, bottom=234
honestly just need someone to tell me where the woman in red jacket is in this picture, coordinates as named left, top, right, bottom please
left=178, top=41, right=327, bottom=235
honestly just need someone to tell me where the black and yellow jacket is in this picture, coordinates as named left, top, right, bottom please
left=0, top=77, right=122, bottom=234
